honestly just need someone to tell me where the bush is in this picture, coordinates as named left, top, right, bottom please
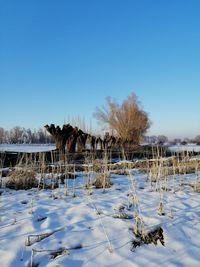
left=6, top=168, right=38, bottom=190
left=94, top=92, right=150, bottom=144
left=93, top=172, right=112, bottom=189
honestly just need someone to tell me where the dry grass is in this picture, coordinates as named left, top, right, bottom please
left=131, top=226, right=164, bottom=251
left=193, top=182, right=200, bottom=192
left=6, top=167, right=38, bottom=190
left=93, top=172, right=112, bottom=189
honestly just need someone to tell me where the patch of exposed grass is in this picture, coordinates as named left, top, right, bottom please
left=6, top=167, right=38, bottom=190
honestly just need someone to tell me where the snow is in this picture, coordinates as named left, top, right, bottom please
left=0, top=144, right=56, bottom=153
left=167, top=144, right=200, bottom=152
left=0, top=170, right=200, bottom=266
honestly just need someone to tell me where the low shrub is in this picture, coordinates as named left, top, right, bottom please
left=6, top=167, right=38, bottom=190
left=93, top=172, right=112, bottom=189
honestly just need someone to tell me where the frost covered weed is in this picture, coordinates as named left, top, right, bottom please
left=93, top=151, right=112, bottom=191
left=126, top=168, right=145, bottom=238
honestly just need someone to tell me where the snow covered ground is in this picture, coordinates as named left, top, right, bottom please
left=0, top=144, right=56, bottom=153
left=167, top=144, right=200, bottom=153
left=0, top=171, right=200, bottom=267
left=1, top=143, right=200, bottom=154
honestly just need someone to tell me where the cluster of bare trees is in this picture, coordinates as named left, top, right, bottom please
left=0, top=126, right=53, bottom=144
left=144, top=135, right=200, bottom=145
left=44, top=93, right=151, bottom=153
left=170, top=137, right=200, bottom=145
left=45, top=124, right=124, bottom=153
left=2, top=92, right=198, bottom=148
left=144, top=135, right=169, bottom=145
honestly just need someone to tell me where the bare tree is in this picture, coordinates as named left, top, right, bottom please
left=181, top=138, right=190, bottom=145
left=93, top=93, right=150, bottom=144
left=157, top=135, right=168, bottom=145
left=10, top=126, right=24, bottom=143
left=144, top=135, right=158, bottom=144
left=172, top=138, right=182, bottom=145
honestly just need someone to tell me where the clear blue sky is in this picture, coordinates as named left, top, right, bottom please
left=0, top=0, right=200, bottom=139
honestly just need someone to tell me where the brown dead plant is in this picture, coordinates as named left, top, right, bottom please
left=6, top=167, right=38, bottom=190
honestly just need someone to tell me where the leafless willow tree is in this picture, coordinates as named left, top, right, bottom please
left=93, top=93, right=150, bottom=145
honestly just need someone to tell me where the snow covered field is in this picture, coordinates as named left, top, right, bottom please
left=0, top=144, right=56, bottom=153
left=0, top=170, right=200, bottom=267
left=1, top=144, right=200, bottom=154
left=167, top=144, right=200, bottom=153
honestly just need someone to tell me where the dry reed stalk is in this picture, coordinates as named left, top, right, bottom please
left=0, top=153, right=5, bottom=188
left=25, top=228, right=64, bottom=246
left=64, top=155, right=69, bottom=196
left=85, top=159, right=93, bottom=195
left=172, top=157, right=176, bottom=193
left=127, top=168, right=145, bottom=237
left=72, top=164, right=76, bottom=197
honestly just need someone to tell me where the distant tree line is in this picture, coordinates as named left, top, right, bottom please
left=0, top=126, right=199, bottom=146
left=0, top=126, right=53, bottom=144
left=144, top=135, right=200, bottom=145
